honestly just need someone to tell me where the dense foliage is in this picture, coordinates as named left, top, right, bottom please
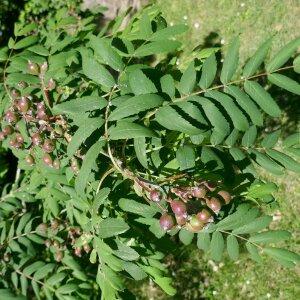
left=0, top=5, right=299, bottom=299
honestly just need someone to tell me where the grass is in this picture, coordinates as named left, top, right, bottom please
left=130, top=1, right=300, bottom=299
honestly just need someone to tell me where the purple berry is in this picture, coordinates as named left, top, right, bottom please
left=149, top=190, right=161, bottom=202
left=159, top=214, right=175, bottom=231
left=170, top=200, right=187, bottom=216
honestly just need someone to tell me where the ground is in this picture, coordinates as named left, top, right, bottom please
left=131, top=1, right=300, bottom=299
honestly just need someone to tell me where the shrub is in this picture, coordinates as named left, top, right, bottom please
left=0, top=5, right=299, bottom=299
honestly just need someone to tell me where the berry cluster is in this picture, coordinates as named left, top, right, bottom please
left=145, top=180, right=232, bottom=233
left=0, top=61, right=66, bottom=169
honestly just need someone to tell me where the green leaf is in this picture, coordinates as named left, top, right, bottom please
left=160, top=74, right=175, bottom=98
left=134, top=40, right=181, bottom=57
left=197, top=232, right=210, bottom=251
left=247, top=182, right=278, bottom=199
left=13, top=36, right=39, bottom=49
left=225, top=129, right=240, bottom=146
left=252, top=150, right=284, bottom=175
left=264, top=247, right=300, bottom=264
left=128, top=69, right=158, bottom=95
left=176, top=145, right=195, bottom=170
left=266, top=149, right=300, bottom=173
left=98, top=218, right=129, bottom=238
left=249, top=230, right=291, bottom=244
left=154, top=277, right=176, bottom=296
left=90, top=36, right=124, bottom=71
left=75, top=141, right=104, bottom=196
left=109, top=94, right=163, bottom=120
left=67, top=117, right=104, bottom=157
left=53, top=96, right=107, bottom=115
left=56, top=284, right=77, bottom=294
left=261, top=130, right=281, bottom=148
left=114, top=244, right=140, bottom=261
left=283, top=132, right=300, bottom=148
left=155, top=101, right=207, bottom=135
left=294, top=55, right=300, bottom=73
left=189, top=96, right=229, bottom=136
left=118, top=198, right=159, bottom=218
left=34, top=264, right=55, bottom=280
left=244, top=80, right=281, bottom=117
left=210, top=231, right=224, bottom=261
left=81, top=50, right=115, bottom=88
left=109, top=121, right=156, bottom=139
left=225, top=86, right=264, bottom=126
left=23, top=261, right=45, bottom=276
left=268, top=73, right=300, bottom=95
left=206, top=90, right=249, bottom=131
left=199, top=53, right=217, bottom=89
left=15, top=23, right=37, bottom=36
left=16, top=212, right=31, bottom=235
left=241, top=125, right=257, bottom=147
left=123, top=262, right=147, bottom=280
left=226, top=235, right=239, bottom=260
left=232, top=215, right=272, bottom=234
left=243, top=38, right=272, bottom=77
left=150, top=24, right=188, bottom=41
left=246, top=242, right=262, bottom=263
left=266, top=37, right=300, bottom=72
left=134, top=137, right=148, bottom=168
left=178, top=62, right=196, bottom=95
left=220, top=36, right=239, bottom=84
left=28, top=45, right=49, bottom=56
left=179, top=229, right=194, bottom=245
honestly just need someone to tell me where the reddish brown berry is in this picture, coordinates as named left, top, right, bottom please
left=204, top=181, right=216, bottom=191
left=15, top=133, right=24, bottom=144
left=74, top=247, right=82, bottom=257
left=36, top=109, right=48, bottom=120
left=25, top=155, right=35, bottom=165
left=170, top=200, right=187, bottom=216
left=188, top=215, right=204, bottom=232
left=27, top=60, right=39, bottom=75
left=83, top=244, right=91, bottom=253
left=175, top=214, right=187, bottom=226
left=5, top=110, right=18, bottom=123
left=206, top=197, right=221, bottom=213
left=196, top=209, right=212, bottom=223
left=31, top=132, right=42, bottom=146
left=3, top=125, right=13, bottom=136
left=36, top=223, right=47, bottom=235
left=43, top=139, right=55, bottom=153
left=43, top=153, right=53, bottom=166
left=159, top=214, right=175, bottom=231
left=55, top=251, right=63, bottom=262
left=53, top=159, right=60, bottom=169
left=9, top=138, right=17, bottom=148
left=17, top=97, right=30, bottom=113
left=192, top=186, right=207, bottom=198
left=218, top=190, right=232, bottom=204
left=149, top=190, right=161, bottom=202
left=51, top=219, right=59, bottom=230
left=0, top=132, right=5, bottom=141
left=11, top=89, right=20, bottom=99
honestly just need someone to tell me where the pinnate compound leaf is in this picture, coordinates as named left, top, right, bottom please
left=205, top=90, right=249, bottom=131
left=263, top=247, right=300, bottom=265
left=179, top=229, right=194, bottom=245
left=197, top=232, right=210, bottom=251
left=225, top=86, right=263, bottom=126
left=210, top=231, right=224, bottom=261
left=246, top=242, right=262, bottom=263
left=75, top=141, right=105, bottom=196
left=53, top=96, right=107, bottom=114
left=252, top=150, right=284, bottom=175
left=261, top=130, right=281, bottom=148
left=249, top=230, right=291, bottom=244
left=98, top=218, right=129, bottom=238
left=123, top=262, right=147, bottom=280
left=150, top=24, right=188, bottom=41
left=67, top=117, right=104, bottom=157
left=128, top=69, right=157, bottom=95
left=266, top=149, right=300, bottom=173
left=268, top=73, right=300, bottom=95
left=81, top=50, right=115, bottom=88
left=226, top=235, right=239, bottom=260
left=266, top=37, right=300, bottom=72
left=241, top=125, right=257, bottom=147
left=199, top=53, right=217, bottom=89
left=90, top=35, right=124, bottom=71
left=118, top=198, right=159, bottom=218
left=243, top=38, right=272, bottom=77
left=109, top=94, right=163, bottom=120
left=134, top=40, right=181, bottom=57
left=178, top=62, right=196, bottom=95
left=244, top=80, right=281, bottom=117
left=13, top=36, right=39, bottom=49
left=109, top=121, right=156, bottom=139
left=220, top=36, right=239, bottom=84
left=282, top=132, right=300, bottom=148
left=232, top=215, right=272, bottom=234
